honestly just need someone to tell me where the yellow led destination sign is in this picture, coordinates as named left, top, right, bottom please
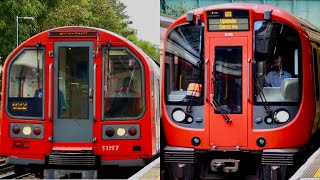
left=208, top=18, right=249, bottom=31
left=207, top=10, right=249, bottom=31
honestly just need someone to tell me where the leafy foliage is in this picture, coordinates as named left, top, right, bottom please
left=160, top=0, right=196, bottom=17
left=128, top=35, right=160, bottom=62
left=0, top=0, right=45, bottom=59
left=0, top=0, right=159, bottom=61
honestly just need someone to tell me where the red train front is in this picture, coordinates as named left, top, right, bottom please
left=162, top=3, right=320, bottom=179
left=0, top=26, right=160, bottom=175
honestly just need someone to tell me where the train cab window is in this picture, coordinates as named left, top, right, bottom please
left=103, top=49, right=144, bottom=119
left=7, top=49, right=44, bottom=118
left=254, top=21, right=301, bottom=104
left=165, top=23, right=204, bottom=105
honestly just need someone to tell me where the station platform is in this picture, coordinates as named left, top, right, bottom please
left=291, top=148, right=320, bottom=179
left=128, top=157, right=160, bottom=180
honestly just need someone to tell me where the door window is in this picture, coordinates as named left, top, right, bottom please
left=214, top=46, right=242, bottom=114
left=58, top=47, right=89, bottom=119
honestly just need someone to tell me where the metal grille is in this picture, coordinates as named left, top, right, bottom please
left=48, top=153, right=96, bottom=166
left=262, top=152, right=294, bottom=166
left=164, top=150, right=195, bottom=163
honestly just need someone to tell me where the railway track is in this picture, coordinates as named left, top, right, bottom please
left=0, top=157, right=35, bottom=179
left=0, top=165, right=15, bottom=179
left=0, top=165, right=34, bottom=179
left=12, top=173, right=32, bottom=179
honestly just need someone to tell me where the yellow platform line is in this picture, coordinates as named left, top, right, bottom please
left=314, top=168, right=320, bottom=178
left=128, top=157, right=160, bottom=180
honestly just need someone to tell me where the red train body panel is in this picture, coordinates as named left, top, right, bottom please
left=0, top=26, right=160, bottom=169
left=162, top=3, right=320, bottom=179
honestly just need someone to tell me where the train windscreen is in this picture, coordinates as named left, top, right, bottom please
left=253, top=21, right=301, bottom=104
left=165, top=23, right=204, bottom=105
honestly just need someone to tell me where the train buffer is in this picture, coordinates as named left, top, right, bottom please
left=128, top=157, right=160, bottom=180
left=290, top=148, right=320, bottom=179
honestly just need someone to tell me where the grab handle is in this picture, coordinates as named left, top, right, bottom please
left=49, top=63, right=53, bottom=121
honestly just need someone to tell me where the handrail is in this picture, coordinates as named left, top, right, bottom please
left=49, top=63, right=53, bottom=121
left=247, top=58, right=251, bottom=101
left=205, top=58, right=209, bottom=102
left=93, top=63, right=97, bottom=121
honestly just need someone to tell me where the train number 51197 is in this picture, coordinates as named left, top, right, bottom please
left=102, top=145, right=119, bottom=151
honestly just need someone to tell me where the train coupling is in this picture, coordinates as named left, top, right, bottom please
left=210, top=159, right=240, bottom=173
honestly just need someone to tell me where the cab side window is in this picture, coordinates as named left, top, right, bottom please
left=7, top=49, right=44, bottom=118
left=103, top=49, right=144, bottom=119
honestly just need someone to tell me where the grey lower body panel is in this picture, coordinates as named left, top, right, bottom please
left=6, top=155, right=146, bottom=167
left=101, top=159, right=146, bottom=167
left=6, top=156, right=45, bottom=165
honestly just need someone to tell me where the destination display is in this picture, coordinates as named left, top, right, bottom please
left=49, top=31, right=98, bottom=37
left=207, top=10, right=249, bottom=31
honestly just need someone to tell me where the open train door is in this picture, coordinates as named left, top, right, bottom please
left=209, top=37, right=248, bottom=148
left=52, top=42, right=94, bottom=143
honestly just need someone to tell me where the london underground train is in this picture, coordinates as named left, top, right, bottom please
left=0, top=26, right=160, bottom=175
left=162, top=3, right=320, bottom=179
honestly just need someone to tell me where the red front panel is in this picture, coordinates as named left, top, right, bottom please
left=209, top=37, right=248, bottom=148
left=0, top=27, right=157, bottom=163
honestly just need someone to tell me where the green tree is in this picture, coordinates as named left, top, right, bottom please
left=0, top=0, right=159, bottom=61
left=0, top=0, right=45, bottom=59
left=128, top=35, right=160, bottom=63
left=161, top=1, right=196, bottom=17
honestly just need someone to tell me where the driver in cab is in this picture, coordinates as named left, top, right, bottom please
left=264, top=55, right=292, bottom=87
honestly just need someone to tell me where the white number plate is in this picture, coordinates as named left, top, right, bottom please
left=102, top=145, right=119, bottom=151
left=224, top=32, right=233, bottom=36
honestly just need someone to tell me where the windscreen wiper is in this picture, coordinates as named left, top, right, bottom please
left=211, top=95, right=232, bottom=122
left=211, top=65, right=232, bottom=123
left=254, top=77, right=272, bottom=115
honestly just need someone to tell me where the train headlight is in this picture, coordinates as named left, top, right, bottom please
left=33, top=127, right=42, bottom=136
left=273, top=109, right=290, bottom=123
left=187, top=116, right=193, bottom=123
left=105, top=127, right=115, bottom=137
left=22, top=126, right=32, bottom=135
left=128, top=127, right=137, bottom=136
left=172, top=109, right=186, bottom=122
left=117, top=128, right=126, bottom=136
left=12, top=126, right=21, bottom=134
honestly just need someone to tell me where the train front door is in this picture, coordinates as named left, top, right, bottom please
left=53, top=42, right=94, bottom=142
left=209, top=37, right=248, bottom=148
